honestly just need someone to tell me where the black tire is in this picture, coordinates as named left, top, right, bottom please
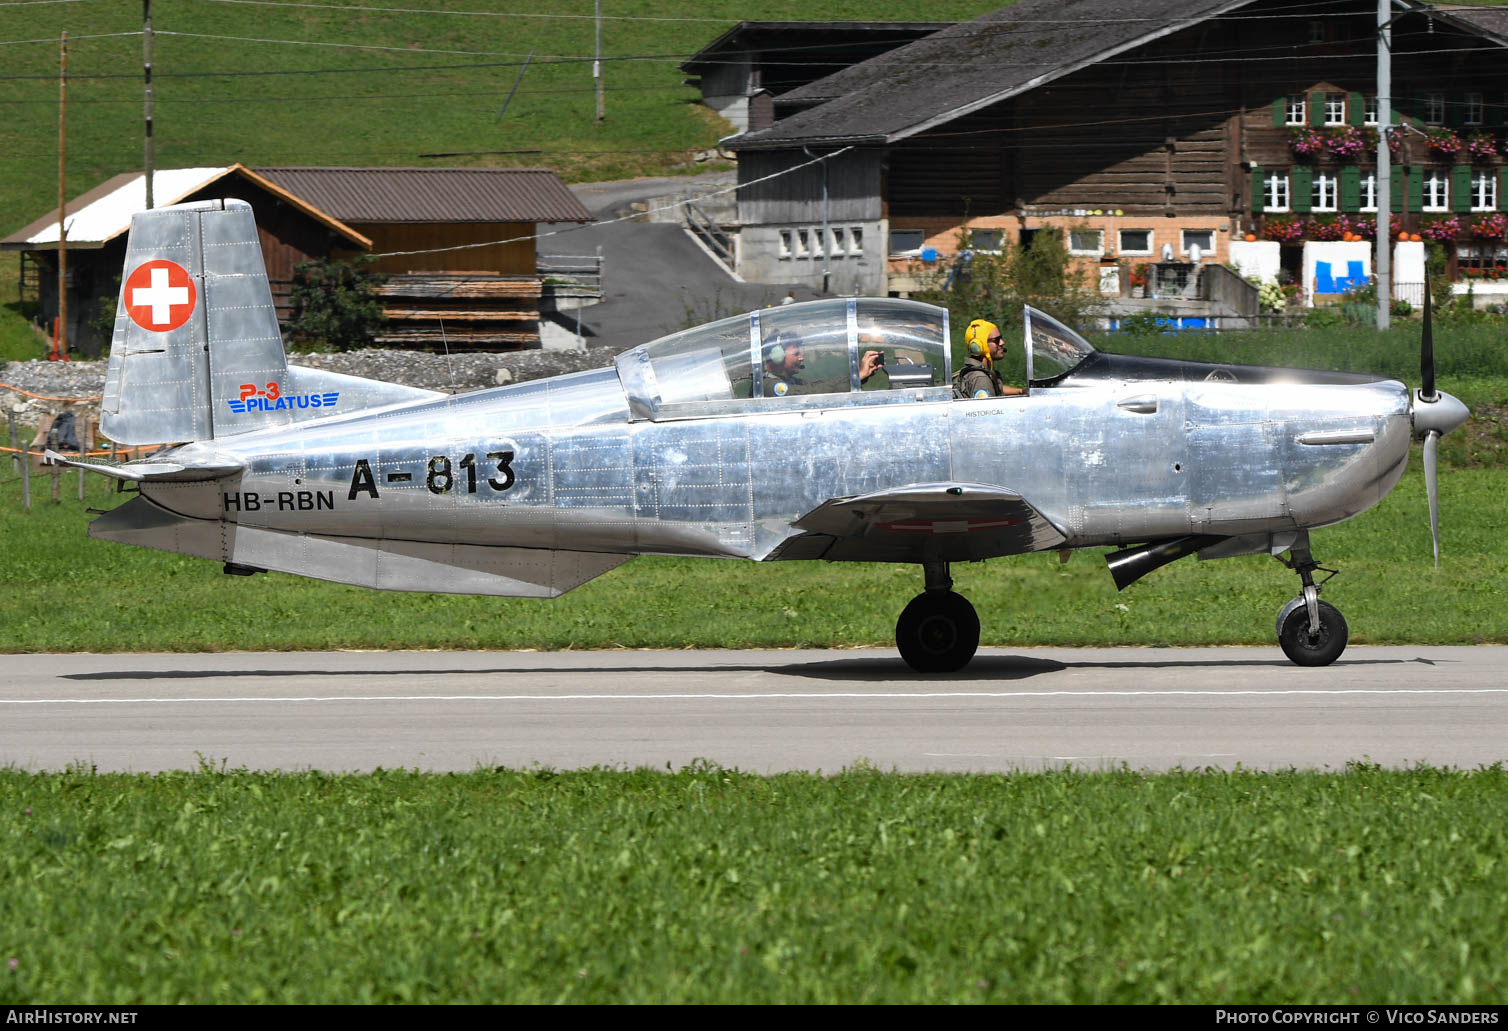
left=1277, top=599, right=1349, bottom=667
left=896, top=591, right=980, bottom=673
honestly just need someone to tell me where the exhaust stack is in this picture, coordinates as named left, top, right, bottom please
left=1105, top=535, right=1225, bottom=592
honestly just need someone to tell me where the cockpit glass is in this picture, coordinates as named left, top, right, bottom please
left=853, top=299, right=946, bottom=391
left=1026, top=306, right=1097, bottom=382
left=633, top=311, right=751, bottom=405
left=622, top=298, right=952, bottom=418
left=757, top=300, right=852, bottom=398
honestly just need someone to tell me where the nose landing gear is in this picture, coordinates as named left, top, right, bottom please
left=1275, top=532, right=1348, bottom=666
left=896, top=562, right=980, bottom=673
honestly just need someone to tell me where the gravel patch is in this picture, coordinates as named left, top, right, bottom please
left=2, top=347, right=619, bottom=429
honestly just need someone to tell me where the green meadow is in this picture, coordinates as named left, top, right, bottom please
left=2, top=763, right=1504, bottom=1004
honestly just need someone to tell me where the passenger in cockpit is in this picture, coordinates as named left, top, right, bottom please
left=955, top=319, right=1025, bottom=399
left=763, top=332, right=806, bottom=396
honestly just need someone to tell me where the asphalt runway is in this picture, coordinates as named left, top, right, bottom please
left=2, top=647, right=1503, bottom=774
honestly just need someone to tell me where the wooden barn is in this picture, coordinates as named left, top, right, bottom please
left=722, top=0, right=1508, bottom=300
left=3, top=165, right=591, bottom=356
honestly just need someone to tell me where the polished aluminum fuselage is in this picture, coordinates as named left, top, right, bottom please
left=137, top=363, right=1413, bottom=562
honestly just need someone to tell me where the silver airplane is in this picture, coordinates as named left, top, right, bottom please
left=52, top=199, right=1469, bottom=671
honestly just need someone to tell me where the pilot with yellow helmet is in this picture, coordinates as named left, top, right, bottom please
left=955, top=319, right=1025, bottom=399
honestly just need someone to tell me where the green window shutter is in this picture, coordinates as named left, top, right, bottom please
left=1452, top=165, right=1472, bottom=212
left=1500, top=167, right=1508, bottom=212
left=1348, top=92, right=1365, bottom=127
left=1273, top=97, right=1287, bottom=126
left=1309, top=91, right=1325, bottom=127
left=1292, top=166, right=1313, bottom=212
left=1340, top=166, right=1361, bottom=211
left=1391, top=167, right=1406, bottom=210
left=1408, top=168, right=1423, bottom=213
left=1252, top=166, right=1266, bottom=213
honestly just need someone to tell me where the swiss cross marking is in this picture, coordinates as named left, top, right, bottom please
left=124, top=259, right=197, bottom=332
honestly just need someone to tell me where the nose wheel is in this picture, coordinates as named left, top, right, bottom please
left=896, top=563, right=980, bottom=673
left=1274, top=532, right=1348, bottom=666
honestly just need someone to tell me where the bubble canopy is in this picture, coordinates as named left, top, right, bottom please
left=615, top=298, right=951, bottom=421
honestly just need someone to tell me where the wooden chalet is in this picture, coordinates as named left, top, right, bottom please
left=3, top=166, right=592, bottom=356
left=723, top=0, right=1508, bottom=301
left=249, top=168, right=592, bottom=349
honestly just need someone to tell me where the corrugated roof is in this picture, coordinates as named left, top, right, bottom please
left=4, top=167, right=233, bottom=247
left=250, top=167, right=594, bottom=224
left=729, top=0, right=1260, bottom=148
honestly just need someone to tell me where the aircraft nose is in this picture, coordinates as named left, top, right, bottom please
left=1412, top=389, right=1470, bottom=439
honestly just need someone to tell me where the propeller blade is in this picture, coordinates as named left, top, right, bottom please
left=1421, top=271, right=1437, bottom=401
left=1424, top=429, right=1440, bottom=570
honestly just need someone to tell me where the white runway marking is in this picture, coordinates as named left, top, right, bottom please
left=6, top=688, right=1508, bottom=705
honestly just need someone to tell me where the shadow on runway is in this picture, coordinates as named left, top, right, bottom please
left=61, top=653, right=1435, bottom=683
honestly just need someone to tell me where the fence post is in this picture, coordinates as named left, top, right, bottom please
left=7, top=411, right=16, bottom=475
left=21, top=444, right=31, bottom=511
left=50, top=457, right=60, bottom=504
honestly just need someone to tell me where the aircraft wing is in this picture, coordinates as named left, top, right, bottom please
left=767, top=482, right=1067, bottom=563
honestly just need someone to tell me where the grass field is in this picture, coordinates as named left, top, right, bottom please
left=2, top=763, right=1505, bottom=1004
left=1, top=458, right=1503, bottom=653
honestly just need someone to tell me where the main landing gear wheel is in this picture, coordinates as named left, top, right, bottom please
left=1276, top=598, right=1348, bottom=667
left=896, top=591, right=980, bottom=674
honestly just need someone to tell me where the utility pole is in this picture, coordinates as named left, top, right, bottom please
left=57, top=31, right=68, bottom=360
left=1376, top=0, right=1391, bottom=330
left=594, top=0, right=604, bottom=122
left=144, top=0, right=155, bottom=210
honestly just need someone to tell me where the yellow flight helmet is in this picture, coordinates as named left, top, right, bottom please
left=964, top=319, right=999, bottom=369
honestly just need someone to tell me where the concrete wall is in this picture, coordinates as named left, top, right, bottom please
left=736, top=222, right=885, bottom=294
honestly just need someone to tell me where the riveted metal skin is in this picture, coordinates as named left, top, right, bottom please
left=78, top=200, right=1461, bottom=611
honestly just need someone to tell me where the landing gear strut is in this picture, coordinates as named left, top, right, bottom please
left=896, top=562, right=980, bottom=673
left=1274, top=532, right=1348, bottom=666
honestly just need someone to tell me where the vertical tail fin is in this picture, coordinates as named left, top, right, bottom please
left=102, top=199, right=291, bottom=444
left=103, top=198, right=444, bottom=445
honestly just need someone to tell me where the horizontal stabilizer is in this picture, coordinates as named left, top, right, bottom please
left=770, top=482, right=1067, bottom=563
left=44, top=444, right=245, bottom=482
left=88, top=498, right=630, bottom=598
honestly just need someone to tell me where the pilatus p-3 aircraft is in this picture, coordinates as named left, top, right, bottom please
left=53, top=199, right=1469, bottom=671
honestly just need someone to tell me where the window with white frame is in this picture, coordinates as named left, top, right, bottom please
left=1364, top=94, right=1378, bottom=125
left=1471, top=170, right=1497, bottom=212
left=796, top=229, right=811, bottom=257
left=1286, top=94, right=1307, bottom=126
left=849, top=228, right=863, bottom=256
left=1119, top=229, right=1153, bottom=254
left=1312, top=172, right=1339, bottom=212
left=830, top=227, right=845, bottom=257
left=888, top=229, right=924, bottom=256
left=1265, top=171, right=1291, bottom=212
left=1182, top=229, right=1214, bottom=256
left=1424, top=170, right=1450, bottom=212
left=1325, top=93, right=1346, bottom=125
left=1466, top=93, right=1485, bottom=126
left=1308, top=20, right=1325, bottom=44
left=1361, top=172, right=1378, bottom=212
left=1068, top=229, right=1104, bottom=256
left=778, top=230, right=793, bottom=259
left=1426, top=92, right=1446, bottom=125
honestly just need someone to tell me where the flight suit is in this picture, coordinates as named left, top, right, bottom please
left=956, top=355, right=1005, bottom=399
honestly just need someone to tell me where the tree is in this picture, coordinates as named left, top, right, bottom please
left=286, top=255, right=387, bottom=351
